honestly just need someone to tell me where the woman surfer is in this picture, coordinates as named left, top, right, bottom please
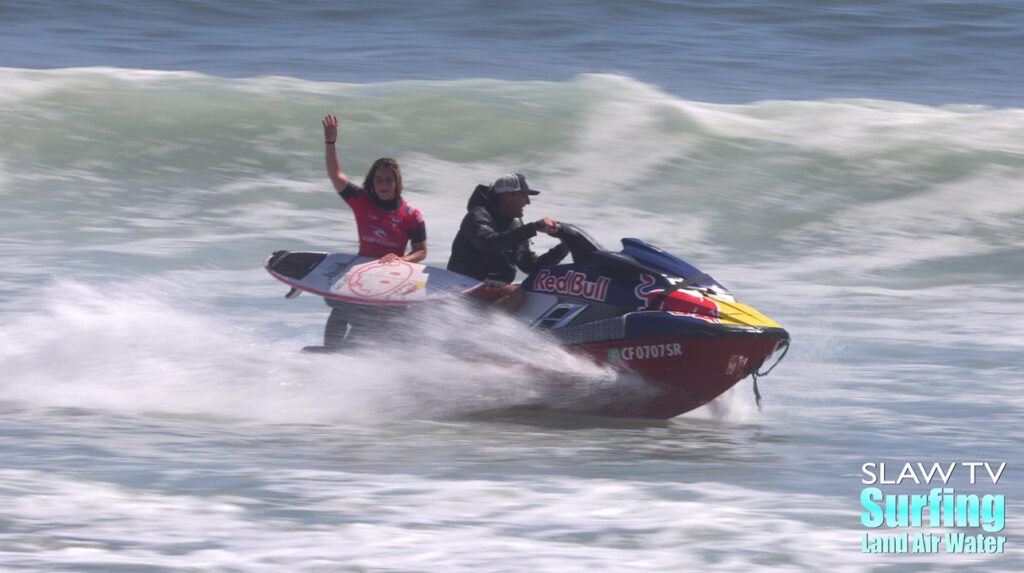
left=312, top=114, right=427, bottom=350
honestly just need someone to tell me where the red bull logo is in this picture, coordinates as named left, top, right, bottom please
left=634, top=273, right=664, bottom=309
left=533, top=269, right=611, bottom=301
left=635, top=272, right=721, bottom=317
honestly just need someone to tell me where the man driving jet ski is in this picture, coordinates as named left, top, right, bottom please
left=447, top=173, right=568, bottom=309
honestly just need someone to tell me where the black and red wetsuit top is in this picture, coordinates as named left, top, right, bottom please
left=339, top=182, right=426, bottom=258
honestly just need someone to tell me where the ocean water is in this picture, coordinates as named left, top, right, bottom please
left=2, top=1, right=1023, bottom=571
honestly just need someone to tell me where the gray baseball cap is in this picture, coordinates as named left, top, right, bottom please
left=492, top=173, right=540, bottom=195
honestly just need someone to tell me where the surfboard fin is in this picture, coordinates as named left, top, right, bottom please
left=285, top=287, right=302, bottom=299
left=301, top=345, right=345, bottom=354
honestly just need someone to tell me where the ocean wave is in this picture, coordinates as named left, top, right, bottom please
left=2, top=67, right=1022, bottom=286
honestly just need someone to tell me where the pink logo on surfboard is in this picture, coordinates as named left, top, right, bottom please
left=347, top=261, right=420, bottom=298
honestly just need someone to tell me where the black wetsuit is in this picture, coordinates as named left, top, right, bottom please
left=446, top=185, right=569, bottom=283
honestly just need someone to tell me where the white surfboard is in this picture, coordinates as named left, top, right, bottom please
left=264, top=251, right=482, bottom=305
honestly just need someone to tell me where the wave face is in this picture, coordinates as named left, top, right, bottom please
left=3, top=68, right=1022, bottom=288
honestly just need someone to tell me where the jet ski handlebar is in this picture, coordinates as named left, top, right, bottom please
left=554, top=222, right=603, bottom=263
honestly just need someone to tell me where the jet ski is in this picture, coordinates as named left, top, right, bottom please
left=265, top=223, right=789, bottom=419
left=489, top=224, right=790, bottom=419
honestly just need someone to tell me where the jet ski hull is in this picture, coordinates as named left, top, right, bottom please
left=567, top=328, right=789, bottom=418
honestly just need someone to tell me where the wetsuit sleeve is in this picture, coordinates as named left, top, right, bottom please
left=464, top=209, right=538, bottom=253
left=338, top=182, right=360, bottom=202
left=407, top=207, right=426, bottom=243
